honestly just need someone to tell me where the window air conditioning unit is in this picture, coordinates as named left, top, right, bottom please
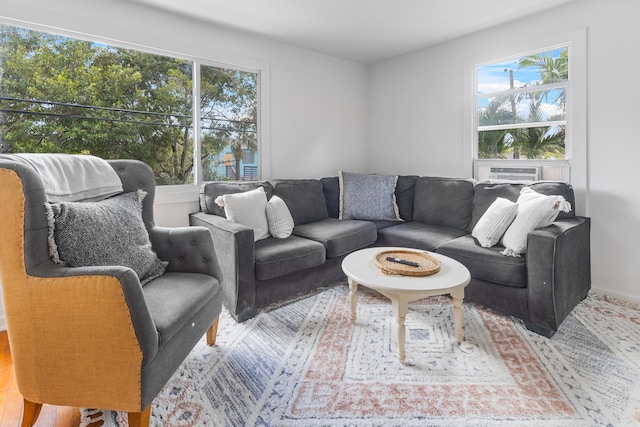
left=488, top=166, right=540, bottom=181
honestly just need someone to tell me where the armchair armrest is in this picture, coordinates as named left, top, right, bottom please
left=189, top=212, right=257, bottom=321
left=8, top=262, right=159, bottom=410
left=28, top=263, right=159, bottom=362
left=526, top=216, right=591, bottom=336
left=148, top=225, right=222, bottom=279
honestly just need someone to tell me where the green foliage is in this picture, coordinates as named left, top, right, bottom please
left=200, top=66, right=257, bottom=181
left=478, top=96, right=515, bottom=159
left=0, top=25, right=257, bottom=185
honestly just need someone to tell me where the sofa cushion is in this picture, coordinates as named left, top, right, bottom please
left=339, top=171, right=401, bottom=221
left=369, top=220, right=404, bottom=231
left=266, top=195, right=294, bottom=239
left=395, top=175, right=419, bottom=221
left=437, top=235, right=527, bottom=288
left=321, top=176, right=341, bottom=218
left=143, top=271, right=220, bottom=345
left=200, top=180, right=273, bottom=217
left=501, top=187, right=571, bottom=257
left=412, top=177, right=475, bottom=232
left=376, top=221, right=468, bottom=251
left=293, top=218, right=377, bottom=258
left=471, top=181, right=575, bottom=230
left=472, top=197, right=518, bottom=248
left=471, top=182, right=523, bottom=230
left=272, top=179, right=329, bottom=225
left=254, top=235, right=326, bottom=281
left=215, top=187, right=271, bottom=242
left=529, top=181, right=575, bottom=219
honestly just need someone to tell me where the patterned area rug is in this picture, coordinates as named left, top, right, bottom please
left=82, top=284, right=640, bottom=426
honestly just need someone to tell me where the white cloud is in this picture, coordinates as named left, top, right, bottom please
left=478, top=79, right=525, bottom=95
left=540, top=102, right=564, bottom=119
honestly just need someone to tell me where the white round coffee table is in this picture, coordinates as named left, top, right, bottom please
left=342, top=247, right=471, bottom=364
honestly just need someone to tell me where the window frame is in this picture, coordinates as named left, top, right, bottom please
left=474, top=43, right=571, bottom=182
left=462, top=28, right=587, bottom=214
left=0, top=17, right=271, bottom=204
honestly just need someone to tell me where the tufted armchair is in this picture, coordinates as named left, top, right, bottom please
left=0, top=155, right=223, bottom=427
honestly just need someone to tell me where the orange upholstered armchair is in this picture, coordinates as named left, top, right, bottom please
left=0, top=154, right=223, bottom=427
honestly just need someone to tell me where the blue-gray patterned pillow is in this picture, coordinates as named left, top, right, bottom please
left=45, top=190, right=167, bottom=285
left=339, top=171, right=402, bottom=221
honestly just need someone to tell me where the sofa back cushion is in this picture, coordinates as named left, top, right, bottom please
left=321, top=177, right=341, bottom=218
left=199, top=181, right=273, bottom=217
left=529, top=182, right=575, bottom=218
left=471, top=181, right=575, bottom=230
left=412, top=177, right=475, bottom=232
left=272, top=179, right=329, bottom=225
left=395, top=175, right=420, bottom=221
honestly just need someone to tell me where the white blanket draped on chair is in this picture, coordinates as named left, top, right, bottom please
left=15, top=153, right=123, bottom=201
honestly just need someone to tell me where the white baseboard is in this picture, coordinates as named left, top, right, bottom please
left=591, top=286, right=640, bottom=305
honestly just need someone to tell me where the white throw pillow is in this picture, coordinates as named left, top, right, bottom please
left=501, top=187, right=571, bottom=257
left=472, top=197, right=518, bottom=248
left=215, top=187, right=270, bottom=241
left=266, top=195, right=294, bottom=239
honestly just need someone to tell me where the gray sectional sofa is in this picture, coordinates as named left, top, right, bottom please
left=189, top=175, right=591, bottom=338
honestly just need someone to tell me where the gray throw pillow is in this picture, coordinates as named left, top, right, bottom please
left=45, top=190, right=167, bottom=285
left=339, top=171, right=401, bottom=221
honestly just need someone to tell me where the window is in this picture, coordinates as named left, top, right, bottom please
left=0, top=23, right=261, bottom=186
left=463, top=29, right=586, bottom=211
left=473, top=45, right=571, bottom=181
left=199, top=65, right=257, bottom=182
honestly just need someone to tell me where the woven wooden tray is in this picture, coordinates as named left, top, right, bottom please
left=374, top=250, right=441, bottom=277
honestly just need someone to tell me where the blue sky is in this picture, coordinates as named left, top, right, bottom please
left=477, top=47, right=567, bottom=121
left=477, top=47, right=566, bottom=95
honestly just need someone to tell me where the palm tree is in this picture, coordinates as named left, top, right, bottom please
left=518, top=48, right=568, bottom=109
left=478, top=96, right=516, bottom=159
left=509, top=48, right=568, bottom=159
left=510, top=96, right=565, bottom=159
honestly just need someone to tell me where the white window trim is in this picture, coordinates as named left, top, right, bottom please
left=0, top=16, right=271, bottom=204
left=477, top=78, right=568, bottom=132
left=463, top=27, right=588, bottom=216
left=478, top=121, right=567, bottom=133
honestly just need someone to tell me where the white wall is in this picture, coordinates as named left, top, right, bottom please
left=369, top=0, right=640, bottom=303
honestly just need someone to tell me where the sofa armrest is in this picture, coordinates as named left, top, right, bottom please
left=148, top=225, right=222, bottom=279
left=189, top=212, right=257, bottom=321
left=526, top=216, right=591, bottom=336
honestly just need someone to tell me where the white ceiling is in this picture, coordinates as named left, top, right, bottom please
left=130, top=0, right=576, bottom=64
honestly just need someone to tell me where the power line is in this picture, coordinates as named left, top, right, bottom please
left=0, top=96, right=257, bottom=127
left=0, top=107, right=187, bottom=127
left=0, top=96, right=257, bottom=132
left=0, top=108, right=257, bottom=133
left=0, top=95, right=191, bottom=120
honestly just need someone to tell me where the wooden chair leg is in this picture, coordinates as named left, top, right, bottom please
left=128, top=405, right=151, bottom=427
left=20, top=399, right=43, bottom=427
left=206, top=316, right=220, bottom=346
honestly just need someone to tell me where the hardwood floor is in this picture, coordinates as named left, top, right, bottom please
left=0, top=331, right=80, bottom=427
